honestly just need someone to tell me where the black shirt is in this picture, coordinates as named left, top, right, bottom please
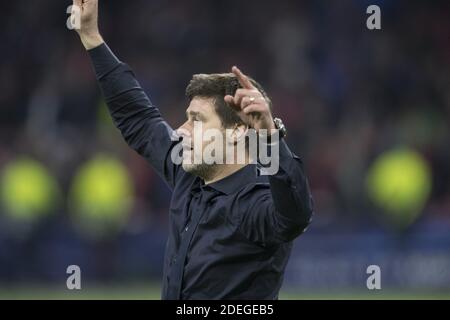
left=88, top=43, right=314, bottom=300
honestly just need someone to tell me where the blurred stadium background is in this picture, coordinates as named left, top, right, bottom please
left=0, top=0, right=449, bottom=299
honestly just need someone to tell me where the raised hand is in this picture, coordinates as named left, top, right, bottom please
left=72, top=0, right=104, bottom=50
left=224, top=66, right=276, bottom=133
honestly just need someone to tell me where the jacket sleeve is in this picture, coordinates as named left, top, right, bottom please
left=88, top=43, right=182, bottom=189
left=239, top=138, right=314, bottom=246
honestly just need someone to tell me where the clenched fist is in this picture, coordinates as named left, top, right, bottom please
left=72, top=0, right=104, bottom=50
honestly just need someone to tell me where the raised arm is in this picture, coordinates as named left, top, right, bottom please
left=72, top=0, right=181, bottom=188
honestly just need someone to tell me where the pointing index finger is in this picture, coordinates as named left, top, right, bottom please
left=232, top=66, right=255, bottom=90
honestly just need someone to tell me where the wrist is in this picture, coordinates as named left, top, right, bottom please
left=79, top=32, right=104, bottom=50
left=257, top=116, right=276, bottom=132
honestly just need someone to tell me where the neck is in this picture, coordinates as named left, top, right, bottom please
left=204, top=163, right=248, bottom=185
left=200, top=149, right=253, bottom=185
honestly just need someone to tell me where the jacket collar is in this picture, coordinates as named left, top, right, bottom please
left=206, top=164, right=257, bottom=195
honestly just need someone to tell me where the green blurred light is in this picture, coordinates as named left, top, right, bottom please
left=0, top=158, right=60, bottom=221
left=366, top=148, right=432, bottom=228
left=69, top=154, right=133, bottom=236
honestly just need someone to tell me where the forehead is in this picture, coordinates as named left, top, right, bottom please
left=186, top=97, right=216, bottom=116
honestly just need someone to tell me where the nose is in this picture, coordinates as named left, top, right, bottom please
left=176, top=121, right=192, bottom=140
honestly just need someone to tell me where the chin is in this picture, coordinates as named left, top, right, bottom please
left=182, top=162, right=214, bottom=180
left=182, top=162, right=196, bottom=173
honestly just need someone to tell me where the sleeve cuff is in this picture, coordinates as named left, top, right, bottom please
left=88, top=42, right=121, bottom=79
left=258, top=132, right=300, bottom=176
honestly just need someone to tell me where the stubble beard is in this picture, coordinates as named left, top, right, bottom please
left=182, top=161, right=218, bottom=182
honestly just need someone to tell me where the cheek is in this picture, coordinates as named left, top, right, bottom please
left=191, top=118, right=225, bottom=144
left=205, top=117, right=224, bottom=133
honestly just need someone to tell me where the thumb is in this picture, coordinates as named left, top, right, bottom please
left=224, top=95, right=234, bottom=104
left=224, top=95, right=240, bottom=111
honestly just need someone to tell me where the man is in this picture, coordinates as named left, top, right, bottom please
left=72, top=0, right=314, bottom=299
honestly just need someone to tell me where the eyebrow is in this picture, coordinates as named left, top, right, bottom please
left=186, top=110, right=206, bottom=120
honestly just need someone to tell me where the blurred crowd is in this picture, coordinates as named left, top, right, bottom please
left=0, top=0, right=449, bottom=285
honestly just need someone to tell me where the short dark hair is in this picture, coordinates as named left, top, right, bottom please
left=185, top=73, right=272, bottom=128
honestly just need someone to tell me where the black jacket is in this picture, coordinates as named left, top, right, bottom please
left=89, top=43, right=314, bottom=299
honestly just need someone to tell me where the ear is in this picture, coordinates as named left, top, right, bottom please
left=226, top=123, right=248, bottom=145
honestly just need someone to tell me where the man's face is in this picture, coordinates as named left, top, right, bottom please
left=177, top=97, right=225, bottom=175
